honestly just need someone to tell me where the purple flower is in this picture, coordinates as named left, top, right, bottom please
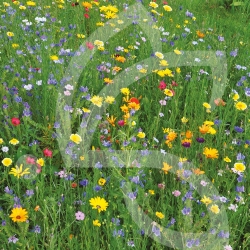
left=79, top=179, right=88, bottom=186
left=216, top=50, right=224, bottom=57
left=236, top=186, right=245, bottom=192
left=230, top=49, right=238, bottom=57
left=152, top=223, right=161, bottom=237
left=218, top=36, right=224, bottom=42
left=75, top=211, right=85, bottom=221
left=182, top=207, right=191, bottom=215
left=94, top=185, right=102, bottom=192
left=111, top=218, right=120, bottom=226
left=32, top=225, right=41, bottom=234
left=8, top=235, right=19, bottom=244
left=94, top=162, right=103, bottom=169
left=236, top=153, right=245, bottom=160
left=127, top=192, right=137, bottom=201
left=245, top=87, right=250, bottom=97
left=234, top=126, right=244, bottom=133
left=26, top=190, right=34, bottom=197
left=127, top=240, right=135, bottom=247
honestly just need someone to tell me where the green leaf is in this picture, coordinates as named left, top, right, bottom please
left=230, top=1, right=244, bottom=6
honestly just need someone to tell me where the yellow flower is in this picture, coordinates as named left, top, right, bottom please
left=76, top=34, right=85, bottom=39
left=159, top=60, right=168, bottom=67
left=93, top=219, right=101, bottom=227
left=26, top=1, right=36, bottom=6
left=232, top=93, right=239, bottom=101
left=203, top=102, right=211, bottom=109
left=89, top=196, right=108, bottom=213
left=98, top=178, right=106, bottom=186
left=176, top=67, right=181, bottom=73
left=82, top=1, right=92, bottom=8
left=120, top=88, right=130, bottom=95
left=107, top=115, right=116, bottom=127
left=155, top=212, right=164, bottom=219
left=9, top=138, right=19, bottom=145
left=131, top=121, right=136, bottom=126
left=12, top=43, right=19, bottom=49
left=3, top=2, right=10, bottom=7
left=203, top=121, right=214, bottom=126
left=105, top=96, right=115, bottom=104
left=235, top=101, right=247, bottom=111
left=207, top=127, right=216, bottom=135
left=104, top=78, right=113, bottom=84
left=200, top=195, right=212, bottom=206
left=233, top=162, right=245, bottom=172
left=70, top=134, right=82, bottom=144
left=210, top=204, right=220, bottom=214
left=96, top=22, right=104, bottom=26
left=181, top=117, right=188, bottom=123
left=50, top=55, right=59, bottom=61
left=149, top=2, right=158, bottom=8
left=90, top=95, right=103, bottom=107
left=203, top=147, right=219, bottom=159
left=9, top=207, right=28, bottom=222
left=2, top=158, right=12, bottom=167
left=13, top=1, right=20, bottom=5
left=155, top=52, right=164, bottom=59
left=36, top=158, right=44, bottom=167
left=19, top=5, right=27, bottom=10
left=80, top=156, right=85, bottom=161
left=117, top=20, right=124, bottom=24
left=148, top=190, right=155, bottom=195
left=0, top=138, right=4, bottom=144
left=115, top=56, right=126, bottom=63
left=7, top=32, right=14, bottom=37
left=162, top=162, right=172, bottom=174
left=120, top=104, right=129, bottom=113
left=174, top=49, right=181, bottom=55
left=164, top=89, right=173, bottom=97
left=105, top=11, right=117, bottom=19
left=82, top=107, right=91, bottom=113
left=137, top=132, right=146, bottom=139
left=223, top=156, right=231, bottom=163
left=9, top=164, right=30, bottom=178
left=163, top=5, right=172, bottom=11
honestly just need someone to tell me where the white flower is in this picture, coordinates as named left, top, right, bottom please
left=2, top=146, right=9, bottom=152
left=228, top=204, right=238, bottom=212
left=64, top=84, right=74, bottom=90
left=36, top=80, right=42, bottom=86
left=23, top=84, right=33, bottom=91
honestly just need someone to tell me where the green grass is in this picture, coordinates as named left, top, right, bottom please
left=0, top=0, right=249, bottom=249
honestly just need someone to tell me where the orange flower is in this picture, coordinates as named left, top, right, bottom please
left=214, top=98, right=226, bottom=106
left=196, top=30, right=205, bottom=38
left=185, top=130, right=193, bottom=139
left=167, top=131, right=177, bottom=142
left=115, top=56, right=126, bottom=63
left=192, top=168, right=205, bottom=175
left=199, top=124, right=210, bottom=134
left=71, top=182, right=77, bottom=188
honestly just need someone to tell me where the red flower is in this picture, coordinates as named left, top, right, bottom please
left=84, top=13, right=90, bottom=18
left=26, top=156, right=35, bottom=164
left=171, top=81, right=178, bottom=87
left=158, top=81, right=166, bottom=90
left=43, top=148, right=53, bottom=158
left=85, top=7, right=89, bottom=12
left=71, top=182, right=77, bottom=188
left=11, top=117, right=21, bottom=126
left=129, top=97, right=140, bottom=104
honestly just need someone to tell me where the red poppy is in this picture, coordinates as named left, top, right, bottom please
left=129, top=97, right=140, bottom=104
left=84, top=13, right=90, bottom=18
left=43, top=148, right=53, bottom=158
left=11, top=117, right=20, bottom=126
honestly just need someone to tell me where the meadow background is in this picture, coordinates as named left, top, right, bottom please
left=0, top=0, right=249, bottom=249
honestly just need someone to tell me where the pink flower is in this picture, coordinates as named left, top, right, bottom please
left=43, top=148, right=53, bottom=158
left=26, top=156, right=36, bottom=164
left=158, top=81, right=166, bottom=90
left=75, top=211, right=85, bottom=220
left=200, top=180, right=208, bottom=186
left=117, top=120, right=125, bottom=126
left=86, top=42, right=94, bottom=50
left=158, top=183, right=165, bottom=189
left=159, top=100, right=166, bottom=106
left=11, top=117, right=21, bottom=126
left=172, top=190, right=181, bottom=197
left=84, top=13, right=90, bottom=19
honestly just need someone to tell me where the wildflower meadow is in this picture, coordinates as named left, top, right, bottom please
left=0, top=0, right=249, bottom=249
